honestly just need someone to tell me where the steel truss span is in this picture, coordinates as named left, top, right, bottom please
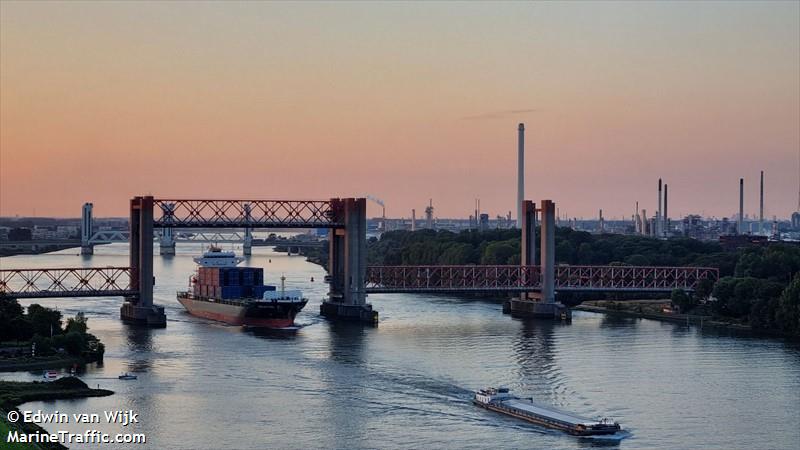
left=153, top=199, right=340, bottom=228
left=366, top=265, right=542, bottom=293
left=554, top=265, right=719, bottom=291
left=365, top=265, right=719, bottom=293
left=0, top=267, right=137, bottom=299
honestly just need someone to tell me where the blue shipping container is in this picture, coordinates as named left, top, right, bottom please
left=220, top=286, right=242, bottom=299
left=252, top=285, right=267, bottom=298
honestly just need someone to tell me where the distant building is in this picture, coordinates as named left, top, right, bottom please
left=479, top=213, right=489, bottom=231
left=8, top=227, right=32, bottom=241
left=792, top=212, right=800, bottom=230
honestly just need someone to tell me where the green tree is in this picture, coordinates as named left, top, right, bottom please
left=0, top=298, right=26, bottom=341
left=481, top=241, right=517, bottom=265
left=26, top=304, right=63, bottom=337
left=777, top=273, right=800, bottom=335
left=694, top=278, right=715, bottom=300
left=65, top=312, right=89, bottom=335
left=671, top=289, right=696, bottom=312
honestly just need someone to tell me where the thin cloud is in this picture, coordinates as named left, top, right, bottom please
left=461, top=109, right=538, bottom=120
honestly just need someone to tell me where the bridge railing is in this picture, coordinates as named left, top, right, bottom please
left=366, top=265, right=542, bottom=293
left=153, top=199, right=340, bottom=228
left=366, top=265, right=720, bottom=293
left=0, top=267, right=137, bottom=299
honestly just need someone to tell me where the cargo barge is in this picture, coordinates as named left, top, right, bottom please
left=177, top=246, right=307, bottom=329
left=473, top=387, right=626, bottom=439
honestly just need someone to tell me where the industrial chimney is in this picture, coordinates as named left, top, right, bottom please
left=662, top=183, right=669, bottom=237
left=760, top=171, right=764, bottom=235
left=738, top=178, right=744, bottom=235
left=657, top=178, right=663, bottom=238
left=517, top=123, right=525, bottom=228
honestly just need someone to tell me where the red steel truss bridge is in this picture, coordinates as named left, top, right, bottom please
left=364, top=265, right=719, bottom=293
left=0, top=267, right=136, bottom=299
left=0, top=265, right=720, bottom=299
left=153, top=199, right=340, bottom=228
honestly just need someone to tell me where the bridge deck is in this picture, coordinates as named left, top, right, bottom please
left=1, top=265, right=719, bottom=299
left=0, top=267, right=137, bottom=299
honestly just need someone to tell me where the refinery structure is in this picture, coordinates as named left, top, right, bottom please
left=359, top=124, right=796, bottom=243
left=2, top=124, right=799, bottom=248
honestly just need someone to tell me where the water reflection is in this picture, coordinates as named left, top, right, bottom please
left=319, top=322, right=371, bottom=449
left=512, top=318, right=561, bottom=398
left=597, top=313, right=640, bottom=329
left=326, top=321, right=369, bottom=366
left=124, top=325, right=155, bottom=372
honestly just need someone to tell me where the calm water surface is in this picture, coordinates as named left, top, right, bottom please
left=2, top=243, right=799, bottom=449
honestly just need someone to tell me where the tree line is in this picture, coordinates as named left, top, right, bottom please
left=0, top=300, right=105, bottom=358
left=365, top=228, right=800, bottom=336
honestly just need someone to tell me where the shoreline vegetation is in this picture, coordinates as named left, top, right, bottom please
left=0, top=377, right=114, bottom=450
left=0, top=244, right=79, bottom=257
left=0, top=355, right=100, bottom=373
left=574, top=300, right=757, bottom=333
left=285, top=228, right=800, bottom=338
left=1, top=304, right=106, bottom=373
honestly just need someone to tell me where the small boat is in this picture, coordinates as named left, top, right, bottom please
left=473, top=387, right=627, bottom=439
left=118, top=373, right=137, bottom=380
left=42, top=370, right=59, bottom=381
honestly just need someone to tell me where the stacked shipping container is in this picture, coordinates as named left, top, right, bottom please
left=193, top=267, right=274, bottom=299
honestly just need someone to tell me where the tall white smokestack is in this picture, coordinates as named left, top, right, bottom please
left=663, top=183, right=669, bottom=237
left=517, top=123, right=525, bottom=228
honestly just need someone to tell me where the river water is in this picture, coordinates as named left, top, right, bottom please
left=2, top=243, right=799, bottom=449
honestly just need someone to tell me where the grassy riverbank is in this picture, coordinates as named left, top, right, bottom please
left=575, top=300, right=754, bottom=332
left=0, top=377, right=113, bottom=450
left=0, top=355, right=94, bottom=373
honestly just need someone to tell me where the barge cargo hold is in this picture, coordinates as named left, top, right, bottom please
left=473, top=387, right=627, bottom=439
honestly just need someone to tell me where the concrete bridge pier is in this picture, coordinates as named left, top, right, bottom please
left=158, top=203, right=176, bottom=256
left=243, top=203, right=253, bottom=256
left=508, top=199, right=570, bottom=320
left=80, top=203, right=94, bottom=255
left=121, top=196, right=167, bottom=327
left=321, top=198, right=378, bottom=324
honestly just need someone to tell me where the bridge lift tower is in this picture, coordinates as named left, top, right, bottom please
left=81, top=203, right=94, bottom=255
left=507, top=199, right=570, bottom=319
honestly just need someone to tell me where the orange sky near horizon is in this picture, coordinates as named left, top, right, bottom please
left=1, top=1, right=798, bottom=220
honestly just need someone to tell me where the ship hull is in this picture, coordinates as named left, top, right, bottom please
left=473, top=400, right=620, bottom=437
left=177, top=294, right=306, bottom=329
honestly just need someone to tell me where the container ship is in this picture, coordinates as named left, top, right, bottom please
left=177, top=246, right=307, bottom=328
left=473, top=388, right=626, bottom=439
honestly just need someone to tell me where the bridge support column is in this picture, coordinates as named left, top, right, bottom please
left=121, top=196, right=166, bottom=327
left=519, top=200, right=536, bottom=301
left=243, top=203, right=252, bottom=256
left=158, top=203, right=176, bottom=256
left=321, top=198, right=378, bottom=324
left=507, top=199, right=570, bottom=320
left=80, top=203, right=94, bottom=255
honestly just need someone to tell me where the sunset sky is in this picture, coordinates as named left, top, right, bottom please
left=1, top=1, right=798, bottom=220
